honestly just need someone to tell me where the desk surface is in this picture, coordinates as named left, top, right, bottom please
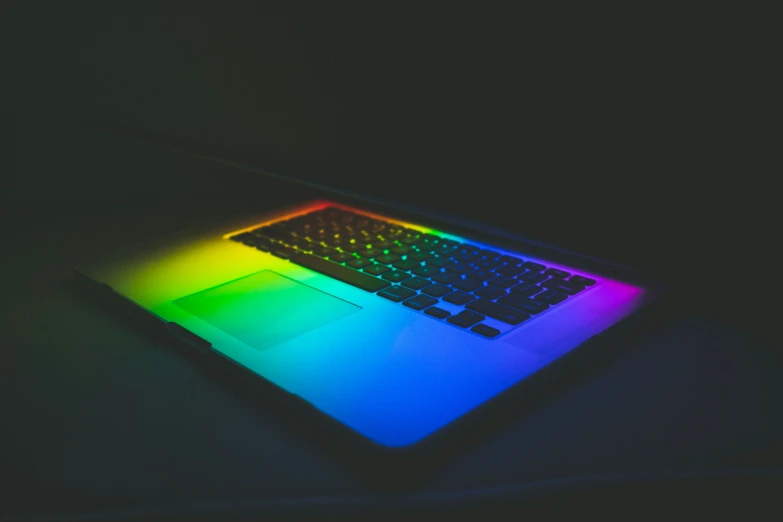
left=2, top=197, right=782, bottom=520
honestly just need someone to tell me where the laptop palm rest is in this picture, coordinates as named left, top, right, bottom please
left=174, top=270, right=361, bottom=351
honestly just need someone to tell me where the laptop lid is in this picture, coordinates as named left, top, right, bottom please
left=77, top=7, right=766, bottom=284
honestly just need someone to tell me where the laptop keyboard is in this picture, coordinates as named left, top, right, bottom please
left=229, top=206, right=596, bottom=339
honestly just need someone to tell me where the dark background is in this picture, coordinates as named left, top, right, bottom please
left=2, top=3, right=775, bottom=273
left=2, top=3, right=780, bottom=520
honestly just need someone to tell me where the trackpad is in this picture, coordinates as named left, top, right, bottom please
left=174, top=270, right=361, bottom=350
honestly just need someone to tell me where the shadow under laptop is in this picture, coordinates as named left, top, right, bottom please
left=71, top=274, right=681, bottom=493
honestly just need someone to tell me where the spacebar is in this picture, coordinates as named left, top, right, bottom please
left=289, top=253, right=391, bottom=292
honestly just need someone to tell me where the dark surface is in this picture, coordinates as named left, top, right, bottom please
left=3, top=4, right=777, bottom=283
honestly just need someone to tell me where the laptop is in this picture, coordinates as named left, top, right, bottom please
left=75, top=121, right=667, bottom=451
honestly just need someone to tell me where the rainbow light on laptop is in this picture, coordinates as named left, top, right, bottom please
left=223, top=201, right=449, bottom=242
left=96, top=200, right=647, bottom=447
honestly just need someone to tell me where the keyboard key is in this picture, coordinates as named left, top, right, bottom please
left=290, top=253, right=391, bottom=292
left=496, top=264, right=525, bottom=277
left=477, top=249, right=501, bottom=261
left=471, top=323, right=501, bottom=338
left=498, top=255, right=523, bottom=266
left=373, top=239, right=397, bottom=249
left=510, top=282, right=544, bottom=297
left=443, top=291, right=476, bottom=305
left=487, top=276, right=519, bottom=289
left=385, top=226, right=405, bottom=237
left=544, top=268, right=570, bottom=278
left=465, top=269, right=494, bottom=281
left=254, top=229, right=284, bottom=243
left=403, top=294, right=439, bottom=310
left=535, top=289, right=569, bottom=304
left=310, top=245, right=337, bottom=257
left=407, top=251, right=432, bottom=261
left=426, top=257, right=455, bottom=268
left=393, top=259, right=420, bottom=271
left=466, top=299, right=529, bottom=325
left=374, top=253, right=401, bottom=264
left=517, top=272, right=549, bottom=284
left=424, top=306, right=451, bottom=319
left=447, top=310, right=485, bottom=328
left=452, top=278, right=483, bottom=292
left=521, top=261, right=546, bottom=272
left=364, top=264, right=391, bottom=276
left=242, top=234, right=271, bottom=248
left=271, top=245, right=297, bottom=259
left=390, top=245, right=412, bottom=255
left=454, top=252, right=480, bottom=263
left=341, top=243, right=364, bottom=253
left=475, top=259, right=503, bottom=270
left=417, top=238, right=438, bottom=251
left=412, top=265, right=441, bottom=278
left=320, top=234, right=339, bottom=245
left=336, top=236, right=357, bottom=247
left=401, top=277, right=431, bottom=290
left=432, top=272, right=461, bottom=285
left=358, top=248, right=384, bottom=259
left=433, top=243, right=459, bottom=256
left=328, top=252, right=355, bottom=263
left=400, top=235, right=423, bottom=245
left=497, top=294, right=550, bottom=314
left=382, top=270, right=412, bottom=283
left=346, top=257, right=373, bottom=269
left=445, top=263, right=472, bottom=274
left=289, top=238, right=312, bottom=250
left=250, top=228, right=275, bottom=239
left=474, top=285, right=507, bottom=300
left=253, top=239, right=272, bottom=252
left=570, top=275, right=596, bottom=286
left=421, top=284, right=453, bottom=298
left=541, top=278, right=586, bottom=295
left=377, top=285, right=417, bottom=302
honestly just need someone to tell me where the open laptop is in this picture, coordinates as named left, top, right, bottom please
left=76, top=121, right=667, bottom=451
left=69, top=9, right=683, bottom=451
